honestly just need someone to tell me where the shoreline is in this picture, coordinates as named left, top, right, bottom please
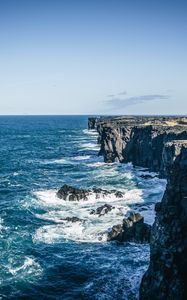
left=89, top=115, right=187, bottom=299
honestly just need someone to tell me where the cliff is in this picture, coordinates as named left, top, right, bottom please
left=140, top=141, right=187, bottom=300
left=88, top=116, right=187, bottom=299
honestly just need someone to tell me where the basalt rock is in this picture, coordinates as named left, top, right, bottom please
left=57, top=184, right=124, bottom=201
left=90, top=204, right=114, bottom=216
left=139, top=142, right=187, bottom=300
left=88, top=116, right=187, bottom=299
left=139, top=174, right=156, bottom=179
left=107, top=212, right=151, bottom=243
left=63, top=217, right=84, bottom=223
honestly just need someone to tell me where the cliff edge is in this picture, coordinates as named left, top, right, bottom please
left=88, top=116, right=187, bottom=299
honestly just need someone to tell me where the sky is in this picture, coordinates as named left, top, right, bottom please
left=0, top=0, right=187, bottom=115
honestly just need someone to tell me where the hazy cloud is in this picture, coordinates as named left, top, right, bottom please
left=105, top=94, right=169, bottom=109
left=107, top=90, right=127, bottom=98
left=117, top=91, right=127, bottom=96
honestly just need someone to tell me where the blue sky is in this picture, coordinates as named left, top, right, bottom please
left=0, top=0, right=186, bottom=115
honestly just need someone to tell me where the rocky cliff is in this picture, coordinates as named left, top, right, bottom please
left=88, top=116, right=187, bottom=300
left=140, top=141, right=187, bottom=300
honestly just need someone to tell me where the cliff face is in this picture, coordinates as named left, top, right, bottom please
left=88, top=116, right=187, bottom=299
left=140, top=142, right=187, bottom=300
left=96, top=118, right=187, bottom=175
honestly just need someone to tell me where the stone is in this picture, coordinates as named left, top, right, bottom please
left=90, top=204, right=114, bottom=216
left=107, top=212, right=151, bottom=243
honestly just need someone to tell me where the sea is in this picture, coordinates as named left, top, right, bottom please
left=0, top=116, right=166, bottom=300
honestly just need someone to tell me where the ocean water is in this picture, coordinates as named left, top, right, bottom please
left=0, top=116, right=166, bottom=300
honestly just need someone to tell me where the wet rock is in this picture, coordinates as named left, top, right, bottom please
left=63, top=217, right=84, bottom=223
left=107, top=224, right=123, bottom=241
left=107, top=212, right=151, bottom=243
left=140, top=174, right=156, bottom=179
left=57, top=184, right=91, bottom=201
left=90, top=204, right=114, bottom=216
left=57, top=184, right=124, bottom=201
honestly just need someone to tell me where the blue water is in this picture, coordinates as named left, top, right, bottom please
left=0, top=116, right=166, bottom=300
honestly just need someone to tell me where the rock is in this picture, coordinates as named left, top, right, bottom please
left=90, top=204, right=114, bottom=216
left=139, top=143, right=187, bottom=300
left=89, top=116, right=187, bottom=298
left=140, top=174, right=156, bottom=179
left=94, top=116, right=187, bottom=174
left=88, top=117, right=99, bottom=130
left=63, top=217, right=84, bottom=223
left=57, top=184, right=91, bottom=201
left=107, top=224, right=123, bottom=242
left=107, top=212, right=151, bottom=243
left=57, top=184, right=124, bottom=201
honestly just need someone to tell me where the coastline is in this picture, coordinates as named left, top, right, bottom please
left=89, top=115, right=187, bottom=299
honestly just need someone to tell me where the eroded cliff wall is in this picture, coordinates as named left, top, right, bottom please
left=88, top=116, right=187, bottom=300
left=140, top=142, right=187, bottom=299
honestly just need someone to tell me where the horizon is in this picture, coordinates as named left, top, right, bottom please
left=0, top=0, right=187, bottom=115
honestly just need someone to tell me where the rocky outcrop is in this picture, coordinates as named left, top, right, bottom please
left=57, top=184, right=124, bottom=201
left=107, top=212, right=151, bottom=243
left=90, top=204, right=114, bottom=216
left=88, top=116, right=187, bottom=300
left=139, top=142, right=187, bottom=300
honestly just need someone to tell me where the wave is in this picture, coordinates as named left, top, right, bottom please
left=8, top=257, right=42, bottom=277
left=41, top=158, right=73, bottom=165
left=73, top=155, right=91, bottom=161
left=83, top=129, right=98, bottom=135
left=88, top=162, right=106, bottom=167
left=79, top=142, right=100, bottom=151
left=0, top=217, right=4, bottom=234
left=34, top=187, right=143, bottom=206
left=41, top=155, right=93, bottom=165
left=33, top=187, right=144, bottom=244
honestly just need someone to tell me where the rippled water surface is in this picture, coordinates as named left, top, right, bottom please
left=0, top=116, right=166, bottom=299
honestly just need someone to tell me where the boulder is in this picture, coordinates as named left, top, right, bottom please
left=107, top=212, right=151, bottom=243
left=56, top=184, right=124, bottom=201
left=90, top=204, right=114, bottom=216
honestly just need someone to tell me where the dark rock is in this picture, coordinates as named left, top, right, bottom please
left=90, top=204, right=114, bottom=216
left=107, top=224, right=124, bottom=242
left=88, top=117, right=100, bottom=130
left=89, top=116, right=187, bottom=299
left=139, top=143, right=187, bottom=300
left=107, top=212, right=151, bottom=243
left=95, top=116, right=187, bottom=174
left=140, top=174, right=156, bottom=179
left=57, top=184, right=124, bottom=201
left=63, top=217, right=84, bottom=223
left=57, top=184, right=91, bottom=201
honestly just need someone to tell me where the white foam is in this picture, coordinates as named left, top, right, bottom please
left=33, top=185, right=144, bottom=244
left=8, top=257, right=42, bottom=276
left=13, top=172, right=19, bottom=176
left=88, top=162, right=106, bottom=167
left=34, top=190, right=61, bottom=206
left=79, top=143, right=100, bottom=151
left=83, top=129, right=98, bottom=135
left=41, top=158, right=72, bottom=165
left=73, top=155, right=91, bottom=161
left=0, top=217, right=4, bottom=233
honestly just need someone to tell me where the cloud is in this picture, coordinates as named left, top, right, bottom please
left=105, top=94, right=169, bottom=109
left=117, top=91, right=127, bottom=96
left=107, top=90, right=127, bottom=98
